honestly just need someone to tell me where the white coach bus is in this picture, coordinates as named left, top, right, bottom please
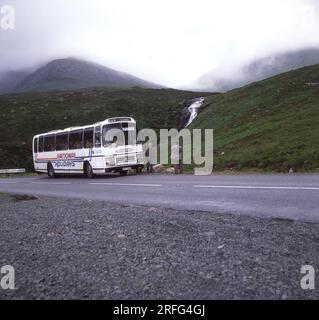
left=32, top=117, right=144, bottom=178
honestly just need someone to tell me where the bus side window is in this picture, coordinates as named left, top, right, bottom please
left=94, top=126, right=101, bottom=148
left=84, top=127, right=94, bottom=149
left=39, top=136, right=44, bottom=153
left=34, top=138, right=38, bottom=153
left=44, top=134, right=56, bottom=152
left=69, top=130, right=83, bottom=150
left=56, top=133, right=69, bottom=151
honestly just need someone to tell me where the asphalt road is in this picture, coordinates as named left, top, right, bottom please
left=1, top=173, right=319, bottom=222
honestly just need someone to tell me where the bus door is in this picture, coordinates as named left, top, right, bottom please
left=93, top=125, right=104, bottom=171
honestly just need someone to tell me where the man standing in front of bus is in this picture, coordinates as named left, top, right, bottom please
left=171, top=142, right=183, bottom=174
left=146, top=142, right=156, bottom=173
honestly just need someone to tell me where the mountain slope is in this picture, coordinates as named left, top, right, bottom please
left=0, top=70, right=30, bottom=94
left=198, top=48, right=319, bottom=92
left=9, top=58, right=163, bottom=93
left=191, top=64, right=319, bottom=171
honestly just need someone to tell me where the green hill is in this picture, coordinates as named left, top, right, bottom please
left=191, top=64, right=319, bottom=172
left=0, top=87, right=208, bottom=170
left=1, top=64, right=319, bottom=173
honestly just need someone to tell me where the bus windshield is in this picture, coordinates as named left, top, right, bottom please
left=102, top=123, right=136, bottom=147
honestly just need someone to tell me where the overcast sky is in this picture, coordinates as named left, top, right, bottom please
left=1, top=0, right=319, bottom=88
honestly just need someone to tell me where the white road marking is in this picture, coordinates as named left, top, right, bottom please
left=0, top=181, right=17, bottom=184
left=194, top=185, right=319, bottom=190
left=89, top=183, right=162, bottom=187
left=31, top=182, right=72, bottom=185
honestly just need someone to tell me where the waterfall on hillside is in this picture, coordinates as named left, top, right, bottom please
left=185, top=97, right=205, bottom=127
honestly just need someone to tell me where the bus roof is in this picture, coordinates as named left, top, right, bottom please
left=34, top=117, right=136, bottom=138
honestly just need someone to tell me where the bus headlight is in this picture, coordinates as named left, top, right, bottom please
left=105, top=156, right=115, bottom=166
left=137, top=153, right=144, bottom=163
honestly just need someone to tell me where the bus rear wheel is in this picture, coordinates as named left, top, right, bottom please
left=47, top=163, right=56, bottom=178
left=84, top=162, right=94, bottom=179
left=119, top=170, right=128, bottom=176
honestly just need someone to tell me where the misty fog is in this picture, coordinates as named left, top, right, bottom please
left=1, top=0, right=319, bottom=89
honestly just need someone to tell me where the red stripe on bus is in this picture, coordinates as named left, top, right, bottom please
left=36, top=157, right=58, bottom=161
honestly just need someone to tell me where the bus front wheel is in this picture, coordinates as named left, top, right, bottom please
left=84, top=162, right=94, bottom=179
left=47, top=163, right=56, bottom=178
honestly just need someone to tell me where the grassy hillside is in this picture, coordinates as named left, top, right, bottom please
left=191, top=64, right=319, bottom=172
left=0, top=87, right=207, bottom=170
left=2, top=64, right=319, bottom=173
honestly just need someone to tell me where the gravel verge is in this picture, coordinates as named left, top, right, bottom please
left=0, top=193, right=319, bottom=300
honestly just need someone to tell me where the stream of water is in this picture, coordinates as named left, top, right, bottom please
left=185, top=97, right=205, bottom=127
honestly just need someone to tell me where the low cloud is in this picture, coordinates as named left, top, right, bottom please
left=0, top=0, right=319, bottom=88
